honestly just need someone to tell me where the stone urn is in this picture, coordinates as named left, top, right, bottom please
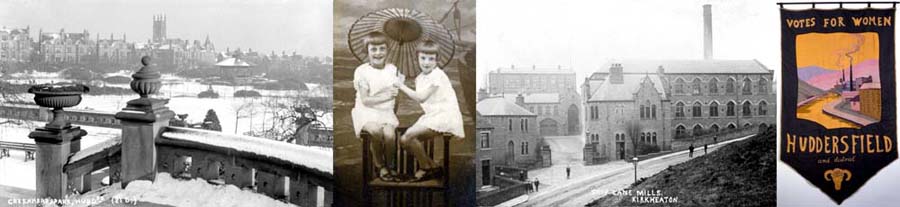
left=131, top=56, right=162, bottom=98
left=27, top=83, right=90, bottom=129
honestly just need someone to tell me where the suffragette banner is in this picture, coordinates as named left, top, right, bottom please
left=781, top=8, right=897, bottom=204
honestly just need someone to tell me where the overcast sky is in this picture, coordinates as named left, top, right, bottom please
left=0, top=0, right=332, bottom=57
left=477, top=0, right=784, bottom=88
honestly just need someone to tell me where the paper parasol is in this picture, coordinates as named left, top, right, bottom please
left=348, top=8, right=456, bottom=77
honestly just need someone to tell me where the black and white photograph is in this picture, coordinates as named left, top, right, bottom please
left=0, top=1, right=334, bottom=206
left=475, top=0, right=777, bottom=206
left=332, top=0, right=476, bottom=206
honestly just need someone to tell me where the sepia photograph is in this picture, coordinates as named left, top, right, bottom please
left=332, top=0, right=476, bottom=206
left=475, top=0, right=776, bottom=206
left=0, top=1, right=334, bottom=206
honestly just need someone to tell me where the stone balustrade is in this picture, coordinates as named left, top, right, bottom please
left=30, top=56, right=333, bottom=206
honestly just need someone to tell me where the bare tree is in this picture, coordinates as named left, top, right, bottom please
left=625, top=120, right=642, bottom=158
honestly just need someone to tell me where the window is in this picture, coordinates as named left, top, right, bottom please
left=759, top=79, right=768, bottom=94
left=508, top=119, right=513, bottom=131
left=709, top=102, right=719, bottom=117
left=480, top=132, right=490, bottom=149
left=692, top=78, right=702, bottom=95
left=675, top=102, right=685, bottom=118
left=640, top=105, right=645, bottom=119
left=520, top=119, right=525, bottom=132
left=652, top=132, right=657, bottom=144
left=743, top=101, right=752, bottom=116
left=692, top=102, right=702, bottom=117
left=759, top=101, right=768, bottom=116
left=742, top=78, right=753, bottom=95
left=676, top=125, right=686, bottom=137
left=651, top=104, right=657, bottom=119
left=726, top=78, right=736, bottom=94
left=641, top=133, right=646, bottom=142
left=693, top=125, right=703, bottom=136
left=521, top=142, right=530, bottom=155
left=711, top=124, right=720, bottom=132
left=727, top=101, right=736, bottom=116
left=709, top=78, right=718, bottom=94
left=674, top=78, right=685, bottom=94
left=481, top=160, right=491, bottom=186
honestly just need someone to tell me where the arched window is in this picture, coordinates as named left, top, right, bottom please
left=652, top=132, right=657, bottom=144
left=742, top=101, right=752, bottom=116
left=727, top=101, right=736, bottom=116
left=742, top=78, right=753, bottom=95
left=759, top=78, right=769, bottom=94
left=759, top=101, right=768, bottom=116
left=693, top=125, right=703, bottom=136
left=728, top=123, right=736, bottom=129
left=726, top=78, right=736, bottom=94
left=692, top=78, right=702, bottom=95
left=675, top=102, right=685, bottom=118
left=651, top=104, right=657, bottom=119
left=708, top=78, right=719, bottom=94
left=641, top=133, right=646, bottom=142
left=709, top=102, right=719, bottom=117
left=674, top=78, right=685, bottom=94
left=676, top=125, right=686, bottom=137
left=640, top=105, right=645, bottom=119
left=692, top=102, right=702, bottom=117
left=711, top=124, right=720, bottom=132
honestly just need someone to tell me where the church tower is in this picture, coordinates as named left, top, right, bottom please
left=152, top=14, right=166, bottom=42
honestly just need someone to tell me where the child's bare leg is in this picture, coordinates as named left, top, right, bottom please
left=380, top=125, right=397, bottom=170
left=400, top=125, right=439, bottom=169
left=362, top=123, right=386, bottom=169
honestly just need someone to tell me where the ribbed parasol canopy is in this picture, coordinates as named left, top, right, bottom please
left=348, top=8, right=455, bottom=77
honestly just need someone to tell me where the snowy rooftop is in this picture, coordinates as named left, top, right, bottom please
left=476, top=97, right=535, bottom=117
left=160, top=127, right=332, bottom=175
left=215, top=57, right=253, bottom=67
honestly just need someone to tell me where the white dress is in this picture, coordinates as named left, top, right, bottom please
left=411, top=68, right=465, bottom=139
left=351, top=63, right=400, bottom=137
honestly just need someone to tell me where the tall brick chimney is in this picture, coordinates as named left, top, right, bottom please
left=703, top=4, right=713, bottom=60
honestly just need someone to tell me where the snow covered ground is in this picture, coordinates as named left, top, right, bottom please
left=69, top=172, right=324, bottom=207
left=0, top=118, right=119, bottom=190
left=9, top=73, right=333, bottom=137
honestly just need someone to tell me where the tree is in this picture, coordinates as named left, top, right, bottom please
left=625, top=120, right=642, bottom=158
left=202, top=109, right=222, bottom=131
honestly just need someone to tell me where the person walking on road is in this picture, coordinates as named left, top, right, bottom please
left=704, top=144, right=708, bottom=155
left=689, top=144, right=694, bottom=158
left=534, top=178, right=540, bottom=192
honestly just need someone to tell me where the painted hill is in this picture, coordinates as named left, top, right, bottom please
left=798, top=80, right=826, bottom=103
left=588, top=126, right=776, bottom=207
left=799, top=59, right=879, bottom=90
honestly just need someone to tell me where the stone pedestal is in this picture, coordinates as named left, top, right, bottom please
left=115, top=98, right=175, bottom=188
left=29, top=126, right=86, bottom=198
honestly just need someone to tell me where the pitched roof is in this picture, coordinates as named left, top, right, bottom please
left=215, top=57, right=253, bottom=67
left=476, top=97, right=536, bottom=116
left=499, top=93, right=560, bottom=103
left=600, top=59, right=771, bottom=74
left=588, top=74, right=666, bottom=102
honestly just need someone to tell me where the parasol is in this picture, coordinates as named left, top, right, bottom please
left=348, top=8, right=456, bottom=78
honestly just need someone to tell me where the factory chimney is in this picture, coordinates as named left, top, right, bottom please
left=703, top=4, right=713, bottom=60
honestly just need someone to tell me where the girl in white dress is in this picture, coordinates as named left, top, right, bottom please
left=394, top=40, right=464, bottom=181
left=352, top=31, right=400, bottom=181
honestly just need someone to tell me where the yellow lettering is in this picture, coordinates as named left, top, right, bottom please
left=786, top=133, right=795, bottom=153
left=840, top=136, right=849, bottom=154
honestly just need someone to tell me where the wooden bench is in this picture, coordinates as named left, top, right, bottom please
left=0, top=141, right=36, bottom=161
left=362, top=128, right=452, bottom=207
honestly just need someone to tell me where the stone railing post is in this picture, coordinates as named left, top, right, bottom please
left=28, top=83, right=89, bottom=199
left=115, top=56, right=175, bottom=188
